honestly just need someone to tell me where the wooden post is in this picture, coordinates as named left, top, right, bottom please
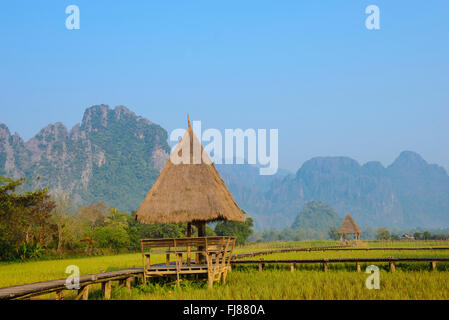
left=82, top=286, right=89, bottom=300
left=290, top=263, right=295, bottom=272
left=356, top=262, right=361, bottom=272
left=56, top=290, right=64, bottom=300
left=103, top=281, right=112, bottom=299
left=166, top=253, right=170, bottom=266
left=258, top=259, right=264, bottom=272
left=187, top=223, right=192, bottom=237
left=126, top=277, right=132, bottom=293
left=431, top=261, right=437, bottom=271
left=76, top=285, right=90, bottom=300
left=187, top=223, right=192, bottom=265
left=197, top=221, right=206, bottom=264
left=323, top=262, right=328, bottom=272
left=389, top=262, right=396, bottom=273
left=81, top=286, right=89, bottom=300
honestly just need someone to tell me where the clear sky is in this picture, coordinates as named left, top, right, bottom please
left=0, top=1, right=448, bottom=172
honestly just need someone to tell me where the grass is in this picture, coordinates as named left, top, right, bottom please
left=1, top=240, right=449, bottom=300
left=111, top=270, right=449, bottom=300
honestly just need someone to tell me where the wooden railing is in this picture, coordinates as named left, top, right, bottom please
left=140, top=236, right=236, bottom=287
left=231, top=257, right=449, bottom=272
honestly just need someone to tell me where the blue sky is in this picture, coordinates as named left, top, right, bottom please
left=0, top=1, right=448, bottom=172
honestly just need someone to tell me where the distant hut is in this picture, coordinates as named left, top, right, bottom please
left=136, top=116, right=245, bottom=237
left=338, top=214, right=362, bottom=242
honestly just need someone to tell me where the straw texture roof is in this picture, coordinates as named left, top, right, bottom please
left=136, top=117, right=245, bottom=224
left=338, top=214, right=361, bottom=234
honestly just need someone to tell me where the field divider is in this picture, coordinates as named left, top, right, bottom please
left=230, top=257, right=449, bottom=273
left=232, top=246, right=449, bottom=259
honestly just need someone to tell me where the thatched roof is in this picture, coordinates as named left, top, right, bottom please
left=338, top=214, right=361, bottom=234
left=136, top=116, right=245, bottom=224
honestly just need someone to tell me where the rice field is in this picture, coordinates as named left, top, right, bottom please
left=1, top=240, right=449, bottom=300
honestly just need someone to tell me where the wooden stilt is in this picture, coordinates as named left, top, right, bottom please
left=55, top=290, right=64, bottom=300
left=290, top=263, right=295, bottom=272
left=166, top=253, right=170, bottom=266
left=195, top=222, right=207, bottom=264
left=103, top=281, right=112, bottom=299
left=356, top=262, right=361, bottom=272
left=126, top=277, right=132, bottom=293
left=76, top=285, right=90, bottom=300
left=187, top=223, right=192, bottom=266
left=389, top=262, right=396, bottom=273
left=258, top=258, right=264, bottom=272
left=187, top=223, right=192, bottom=237
left=323, top=262, right=328, bottom=272
left=431, top=261, right=437, bottom=271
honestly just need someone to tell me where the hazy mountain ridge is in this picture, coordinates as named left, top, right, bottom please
left=1, top=106, right=449, bottom=230
left=254, top=151, right=449, bottom=230
left=0, top=105, right=170, bottom=212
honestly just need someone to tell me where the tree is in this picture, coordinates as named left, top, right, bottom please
left=92, top=208, right=131, bottom=249
left=292, top=201, right=342, bottom=233
left=79, top=202, right=109, bottom=231
left=376, top=227, right=391, bottom=241
left=423, top=231, right=431, bottom=240
left=391, top=234, right=401, bottom=240
left=413, top=232, right=423, bottom=240
left=0, top=176, right=56, bottom=260
left=327, top=227, right=340, bottom=240
left=215, top=213, right=254, bottom=245
left=51, top=192, right=74, bottom=253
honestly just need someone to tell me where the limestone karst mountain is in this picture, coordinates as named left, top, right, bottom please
left=1, top=106, right=449, bottom=229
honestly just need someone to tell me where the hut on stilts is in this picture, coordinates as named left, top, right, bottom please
left=338, top=214, right=362, bottom=244
left=135, top=116, right=245, bottom=286
left=136, top=115, right=244, bottom=235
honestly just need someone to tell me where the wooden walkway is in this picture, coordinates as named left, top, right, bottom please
left=231, top=257, right=449, bottom=272
left=0, top=267, right=144, bottom=300
left=232, top=246, right=449, bottom=258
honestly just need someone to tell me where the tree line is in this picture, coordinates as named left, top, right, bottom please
left=0, top=176, right=253, bottom=261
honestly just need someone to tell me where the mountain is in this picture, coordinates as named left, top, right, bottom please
left=1, top=105, right=449, bottom=230
left=257, top=152, right=449, bottom=230
left=0, top=105, right=170, bottom=212
left=291, top=201, right=342, bottom=233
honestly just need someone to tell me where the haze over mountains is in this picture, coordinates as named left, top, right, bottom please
left=1, top=105, right=449, bottom=230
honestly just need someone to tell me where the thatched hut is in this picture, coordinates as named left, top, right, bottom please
left=338, top=213, right=361, bottom=241
left=136, top=116, right=245, bottom=237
